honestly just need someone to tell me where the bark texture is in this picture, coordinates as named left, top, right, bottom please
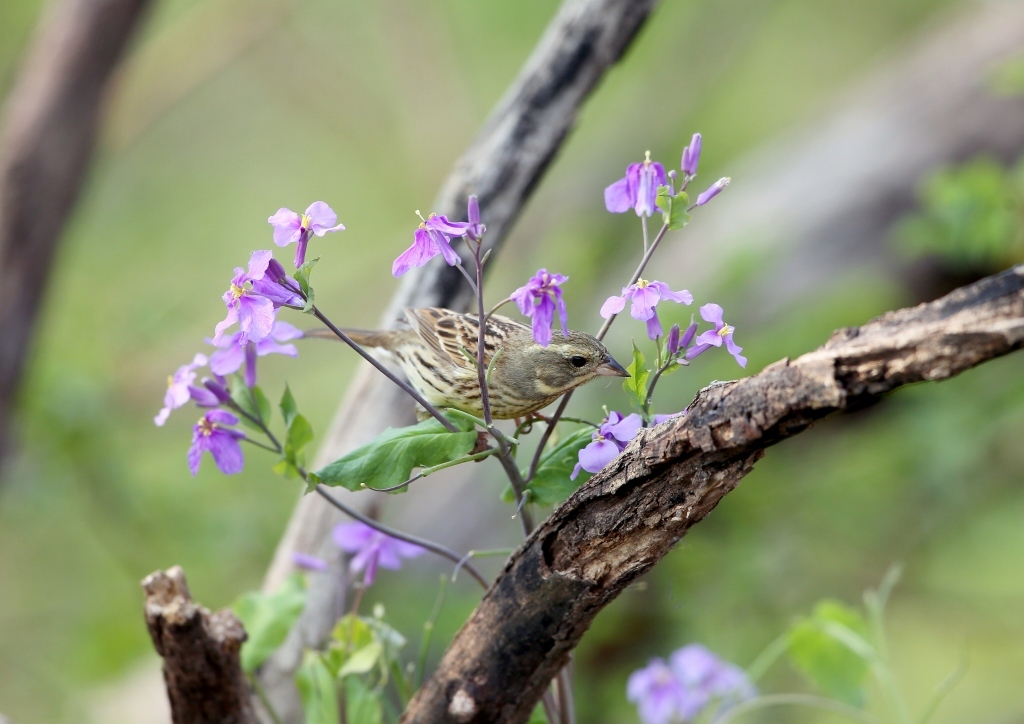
left=403, top=265, right=1024, bottom=724
left=142, top=566, right=256, bottom=724
left=259, top=0, right=658, bottom=718
left=0, top=0, right=150, bottom=466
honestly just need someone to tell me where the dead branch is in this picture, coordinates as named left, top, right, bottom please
left=0, top=0, right=151, bottom=466
left=142, top=566, right=256, bottom=724
left=402, top=265, right=1024, bottom=723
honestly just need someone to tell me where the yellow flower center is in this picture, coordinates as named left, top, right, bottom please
left=197, top=417, right=215, bottom=436
left=167, top=375, right=174, bottom=388
left=230, top=283, right=245, bottom=299
left=643, top=150, right=652, bottom=166
left=718, top=324, right=733, bottom=337
left=636, top=278, right=650, bottom=288
left=300, top=213, right=312, bottom=231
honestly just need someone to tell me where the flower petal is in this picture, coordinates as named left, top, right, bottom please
left=699, top=303, right=724, bottom=328
left=604, top=176, right=633, bottom=213
left=269, top=208, right=302, bottom=246
left=209, top=340, right=246, bottom=375
left=725, top=335, right=747, bottom=368
left=599, top=295, right=625, bottom=319
left=577, top=438, right=622, bottom=475
left=209, top=430, right=245, bottom=474
left=630, top=285, right=661, bottom=321
left=392, top=228, right=438, bottom=277
left=694, top=330, right=723, bottom=347
left=247, top=250, right=273, bottom=281
left=603, top=413, right=642, bottom=443
left=237, top=295, right=276, bottom=344
left=649, top=281, right=692, bottom=305
left=304, top=201, right=338, bottom=232
left=332, top=522, right=376, bottom=551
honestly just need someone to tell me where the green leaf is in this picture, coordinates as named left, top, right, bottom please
left=622, top=342, right=649, bottom=410
left=344, top=676, right=383, bottom=724
left=275, top=386, right=315, bottom=478
left=655, top=186, right=692, bottom=230
left=527, top=704, right=549, bottom=724
left=232, top=573, right=306, bottom=673
left=523, top=428, right=595, bottom=506
left=229, top=378, right=272, bottom=431
left=667, top=191, right=692, bottom=230
left=313, top=415, right=477, bottom=492
left=293, top=256, right=320, bottom=313
left=787, top=600, right=872, bottom=707
left=338, top=641, right=384, bottom=678
left=295, top=650, right=339, bottom=724
left=280, top=384, right=299, bottom=429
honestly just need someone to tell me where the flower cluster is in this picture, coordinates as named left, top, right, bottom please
left=292, top=522, right=424, bottom=587
left=627, top=645, right=755, bottom=724
left=392, top=197, right=485, bottom=277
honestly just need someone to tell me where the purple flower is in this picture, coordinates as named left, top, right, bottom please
left=332, top=522, right=424, bottom=586
left=214, top=251, right=280, bottom=345
left=188, top=410, right=245, bottom=476
left=669, top=645, right=756, bottom=720
left=696, top=177, right=730, bottom=206
left=571, top=412, right=642, bottom=480
left=605, top=152, right=669, bottom=217
left=510, top=269, right=569, bottom=346
left=689, top=303, right=746, bottom=368
left=392, top=213, right=470, bottom=277
left=209, top=320, right=303, bottom=388
left=292, top=552, right=329, bottom=572
left=155, top=353, right=209, bottom=426
left=627, top=658, right=687, bottom=724
left=681, top=133, right=702, bottom=177
left=627, top=645, right=755, bottom=724
left=466, top=195, right=486, bottom=241
left=600, top=279, right=693, bottom=340
left=268, top=201, right=345, bottom=267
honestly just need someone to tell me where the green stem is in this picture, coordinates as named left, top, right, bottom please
left=744, top=632, right=789, bottom=683
left=415, top=575, right=449, bottom=690
left=249, top=672, right=284, bottom=724
left=361, top=450, right=500, bottom=493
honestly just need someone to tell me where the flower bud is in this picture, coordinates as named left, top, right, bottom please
left=666, top=324, right=681, bottom=355
left=681, top=133, right=702, bottom=176
left=203, top=377, right=232, bottom=404
left=266, top=257, right=288, bottom=283
left=680, top=321, right=698, bottom=350
left=696, top=177, right=730, bottom=206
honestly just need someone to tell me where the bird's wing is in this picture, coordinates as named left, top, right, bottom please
left=403, top=308, right=528, bottom=369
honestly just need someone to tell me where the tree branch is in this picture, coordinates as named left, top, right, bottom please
left=402, top=265, right=1024, bottom=723
left=142, top=566, right=256, bottom=724
left=0, top=0, right=151, bottom=466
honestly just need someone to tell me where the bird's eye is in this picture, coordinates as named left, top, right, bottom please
left=569, top=355, right=588, bottom=368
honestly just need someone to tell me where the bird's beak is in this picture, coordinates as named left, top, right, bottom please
left=596, top=355, right=629, bottom=377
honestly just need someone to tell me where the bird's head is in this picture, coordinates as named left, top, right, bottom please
left=526, top=331, right=629, bottom=396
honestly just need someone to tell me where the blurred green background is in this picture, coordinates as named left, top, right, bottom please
left=2, top=0, right=1023, bottom=721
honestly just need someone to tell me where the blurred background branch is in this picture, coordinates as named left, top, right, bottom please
left=0, top=0, right=151, bottom=470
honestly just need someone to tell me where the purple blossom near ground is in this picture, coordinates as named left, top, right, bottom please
left=510, top=269, right=569, bottom=346
left=332, top=521, right=425, bottom=586
left=696, top=177, right=730, bottom=206
left=571, top=411, right=643, bottom=480
left=605, top=152, right=669, bottom=217
left=627, top=658, right=688, bottom=724
left=188, top=410, right=245, bottom=476
left=627, top=645, right=755, bottom=724
left=155, top=353, right=209, bottom=426
left=652, top=411, right=684, bottom=425
left=681, top=133, right=702, bottom=177
left=214, top=250, right=280, bottom=345
left=208, top=320, right=303, bottom=388
left=687, top=303, right=746, bottom=368
left=268, top=201, right=345, bottom=267
left=600, top=279, right=693, bottom=339
left=392, top=213, right=470, bottom=277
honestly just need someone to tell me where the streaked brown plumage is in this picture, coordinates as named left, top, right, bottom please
left=309, top=307, right=628, bottom=419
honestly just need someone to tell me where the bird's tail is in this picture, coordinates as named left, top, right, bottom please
left=302, top=327, right=394, bottom=348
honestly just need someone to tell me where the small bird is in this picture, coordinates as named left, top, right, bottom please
left=308, top=307, right=628, bottom=419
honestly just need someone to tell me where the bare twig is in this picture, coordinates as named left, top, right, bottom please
left=402, top=266, right=1024, bottom=723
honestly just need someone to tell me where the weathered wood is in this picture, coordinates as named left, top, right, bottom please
left=0, top=0, right=151, bottom=466
left=403, top=265, right=1024, bottom=723
left=143, top=566, right=256, bottom=724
